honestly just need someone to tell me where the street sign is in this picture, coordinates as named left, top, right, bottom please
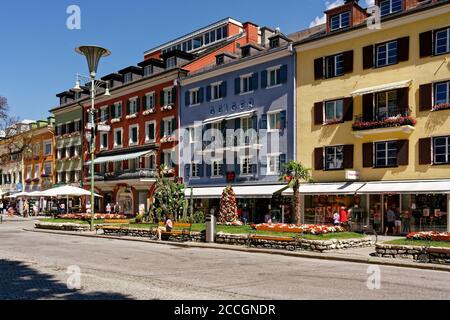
left=345, top=170, right=360, bottom=181
left=97, top=124, right=111, bottom=132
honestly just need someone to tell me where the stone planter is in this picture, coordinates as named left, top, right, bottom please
left=376, top=244, right=450, bottom=264
left=35, top=222, right=90, bottom=232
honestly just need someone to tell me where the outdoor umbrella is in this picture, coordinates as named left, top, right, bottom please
left=40, top=186, right=102, bottom=214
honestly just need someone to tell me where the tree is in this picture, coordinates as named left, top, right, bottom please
left=218, top=186, right=239, bottom=224
left=152, top=165, right=188, bottom=221
left=279, top=161, right=312, bottom=225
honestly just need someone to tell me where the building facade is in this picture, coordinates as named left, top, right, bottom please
left=295, top=0, right=450, bottom=232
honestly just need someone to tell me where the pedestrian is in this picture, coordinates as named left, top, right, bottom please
left=106, top=203, right=112, bottom=214
left=60, top=202, right=66, bottom=215
left=264, top=212, right=272, bottom=224
left=385, top=206, right=396, bottom=236
left=33, top=203, right=39, bottom=217
left=395, top=209, right=402, bottom=235
left=333, top=210, right=340, bottom=226
left=86, top=202, right=92, bottom=215
left=402, top=210, right=411, bottom=234
left=24, top=200, right=29, bottom=217
left=114, top=202, right=120, bottom=214
left=155, top=213, right=173, bottom=241
left=0, top=201, right=3, bottom=215
left=340, top=206, right=348, bottom=229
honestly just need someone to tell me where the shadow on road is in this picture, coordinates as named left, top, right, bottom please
left=0, top=259, right=133, bottom=300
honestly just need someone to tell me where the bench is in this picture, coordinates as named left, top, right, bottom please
left=95, top=219, right=131, bottom=235
left=246, top=232, right=301, bottom=251
left=158, top=222, right=193, bottom=241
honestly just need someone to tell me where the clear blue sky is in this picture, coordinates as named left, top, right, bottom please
left=0, top=0, right=339, bottom=120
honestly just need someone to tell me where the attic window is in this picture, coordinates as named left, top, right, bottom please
left=216, top=55, right=225, bottom=65
left=124, top=73, right=132, bottom=83
left=330, top=11, right=351, bottom=31
left=270, top=38, right=280, bottom=49
left=242, top=47, right=250, bottom=58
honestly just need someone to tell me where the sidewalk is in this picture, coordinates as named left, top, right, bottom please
left=25, top=227, right=450, bottom=272
left=1, top=214, right=46, bottom=223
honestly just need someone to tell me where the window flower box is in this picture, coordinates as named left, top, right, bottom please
left=324, top=118, right=344, bottom=126
left=41, top=174, right=50, bottom=178
left=432, top=103, right=450, bottom=112
left=126, top=113, right=138, bottom=120
left=161, top=104, right=174, bottom=111
left=160, top=136, right=175, bottom=143
left=111, top=118, right=121, bottom=124
left=25, top=179, right=32, bottom=184
left=352, top=116, right=417, bottom=131
left=143, top=108, right=156, bottom=116
left=32, top=178, right=40, bottom=183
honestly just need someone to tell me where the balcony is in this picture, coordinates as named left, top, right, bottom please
left=352, top=107, right=416, bottom=138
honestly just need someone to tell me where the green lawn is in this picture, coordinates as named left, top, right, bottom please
left=385, top=239, right=450, bottom=248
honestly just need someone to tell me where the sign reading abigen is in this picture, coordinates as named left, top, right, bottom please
left=345, top=170, right=360, bottom=181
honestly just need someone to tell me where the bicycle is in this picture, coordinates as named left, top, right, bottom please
left=362, top=226, right=378, bottom=246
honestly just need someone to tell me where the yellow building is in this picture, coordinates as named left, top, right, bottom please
left=294, top=0, right=450, bottom=233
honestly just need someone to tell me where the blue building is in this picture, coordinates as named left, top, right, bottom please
left=179, top=32, right=296, bottom=223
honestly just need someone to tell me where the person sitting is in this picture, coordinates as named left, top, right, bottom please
left=156, top=214, right=173, bottom=241
left=264, top=213, right=273, bottom=224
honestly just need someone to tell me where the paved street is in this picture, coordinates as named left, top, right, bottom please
left=0, top=221, right=449, bottom=300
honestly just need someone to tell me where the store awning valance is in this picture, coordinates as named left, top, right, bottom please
left=203, top=110, right=256, bottom=125
left=185, top=184, right=287, bottom=199
left=86, top=150, right=154, bottom=166
left=350, top=80, right=412, bottom=97
left=282, top=182, right=365, bottom=196
left=357, top=180, right=450, bottom=194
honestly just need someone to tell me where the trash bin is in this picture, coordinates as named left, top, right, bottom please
left=205, top=214, right=217, bottom=243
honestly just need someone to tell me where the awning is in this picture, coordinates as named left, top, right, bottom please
left=350, top=80, right=412, bottom=97
left=358, top=180, right=450, bottom=194
left=203, top=110, right=256, bottom=124
left=282, top=182, right=365, bottom=196
left=185, top=184, right=287, bottom=199
left=86, top=150, right=153, bottom=165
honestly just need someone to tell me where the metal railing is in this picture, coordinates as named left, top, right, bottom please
left=354, top=107, right=411, bottom=123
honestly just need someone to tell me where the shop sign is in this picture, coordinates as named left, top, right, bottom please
left=345, top=170, right=360, bottom=181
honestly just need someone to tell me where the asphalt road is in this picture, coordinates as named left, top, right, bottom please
left=0, top=221, right=449, bottom=300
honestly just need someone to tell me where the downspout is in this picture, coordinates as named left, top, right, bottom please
left=290, top=43, right=297, bottom=163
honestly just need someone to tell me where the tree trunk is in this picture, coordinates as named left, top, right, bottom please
left=292, top=187, right=302, bottom=225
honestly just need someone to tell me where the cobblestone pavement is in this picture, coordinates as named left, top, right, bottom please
left=1, top=221, right=450, bottom=300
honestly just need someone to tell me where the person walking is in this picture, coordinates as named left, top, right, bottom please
left=106, top=203, right=112, bottom=214
left=402, top=210, right=412, bottom=234
left=333, top=210, right=340, bottom=226
left=394, top=209, right=402, bottom=235
left=340, top=206, right=348, bottom=229
left=385, top=206, right=396, bottom=236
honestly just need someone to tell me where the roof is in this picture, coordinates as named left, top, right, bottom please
left=160, top=49, right=197, bottom=61
left=118, top=66, right=142, bottom=75
left=137, top=58, right=165, bottom=68
left=101, top=73, right=123, bottom=82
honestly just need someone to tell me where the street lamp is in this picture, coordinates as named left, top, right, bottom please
left=75, top=45, right=111, bottom=231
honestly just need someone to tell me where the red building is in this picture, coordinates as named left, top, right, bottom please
left=80, top=17, right=262, bottom=215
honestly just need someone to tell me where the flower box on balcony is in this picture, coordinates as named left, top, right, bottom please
left=143, top=108, right=156, bottom=116
left=126, top=113, right=138, bottom=120
left=160, top=136, right=175, bottom=143
left=40, top=174, right=50, bottom=178
left=352, top=116, right=417, bottom=131
left=25, top=179, right=32, bottom=184
left=111, top=118, right=121, bottom=124
left=161, top=104, right=174, bottom=112
left=32, top=178, right=40, bottom=183
left=432, top=103, right=450, bottom=112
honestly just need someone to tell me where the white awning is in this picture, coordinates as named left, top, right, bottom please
left=203, top=110, right=256, bottom=124
left=282, top=182, right=366, bottom=196
left=358, top=180, right=450, bottom=194
left=86, top=150, right=153, bottom=165
left=350, top=80, right=412, bottom=97
left=185, top=184, right=287, bottom=199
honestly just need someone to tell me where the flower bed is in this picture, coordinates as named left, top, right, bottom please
left=406, top=231, right=450, bottom=242
left=57, top=214, right=127, bottom=221
left=352, top=116, right=416, bottom=131
left=217, top=221, right=244, bottom=226
left=251, top=223, right=345, bottom=235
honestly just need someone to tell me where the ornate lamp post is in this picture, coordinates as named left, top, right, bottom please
left=73, top=45, right=111, bottom=230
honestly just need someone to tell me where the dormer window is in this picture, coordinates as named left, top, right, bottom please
left=124, top=73, right=132, bottom=83
left=380, top=0, right=403, bottom=17
left=216, top=55, right=225, bottom=66
left=330, top=11, right=350, bottom=31
left=166, top=56, right=177, bottom=69
left=269, top=38, right=280, bottom=49
left=242, top=47, right=250, bottom=58
left=143, top=65, right=153, bottom=77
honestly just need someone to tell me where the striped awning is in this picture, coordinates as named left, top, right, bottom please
left=86, top=150, right=153, bottom=165
left=350, top=80, right=412, bottom=97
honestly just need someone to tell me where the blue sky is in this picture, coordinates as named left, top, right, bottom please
left=0, top=0, right=370, bottom=120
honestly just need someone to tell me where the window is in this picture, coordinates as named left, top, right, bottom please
left=435, top=28, right=450, bottom=55
left=434, top=81, right=450, bottom=106
left=375, top=141, right=397, bottom=167
left=193, top=36, right=203, bottom=49
left=34, top=164, right=40, bottom=178
left=191, top=163, right=200, bottom=178
left=211, top=83, right=223, bottom=101
left=267, top=67, right=281, bottom=87
left=376, top=90, right=398, bottom=120
left=124, top=73, right=132, bottom=83
left=268, top=112, right=282, bottom=131
left=163, top=150, right=173, bottom=168
left=129, top=125, right=139, bottom=145
left=143, top=154, right=156, bottom=170
left=145, top=121, right=156, bottom=142
left=216, top=28, right=223, bottom=41
left=241, top=75, right=252, bottom=94
left=166, top=57, right=176, bottom=69
left=56, top=124, right=62, bottom=136
left=434, top=136, right=450, bottom=164
left=129, top=98, right=139, bottom=114
left=100, top=108, right=108, bottom=122
left=376, top=41, right=397, bottom=67
left=114, top=161, right=123, bottom=173
left=380, top=0, right=403, bottom=16
left=204, top=32, right=210, bottom=45
left=267, top=155, right=280, bottom=174
left=144, top=92, right=155, bottom=110
left=113, top=103, right=122, bottom=119
left=189, top=126, right=201, bottom=143
left=210, top=30, right=216, bottom=43
left=212, top=160, right=223, bottom=177
left=164, top=88, right=175, bottom=105
left=143, top=65, right=153, bottom=77
left=330, top=11, right=350, bottom=31
left=34, top=143, right=40, bottom=157
left=43, top=140, right=52, bottom=156
left=100, top=132, right=108, bottom=150
left=114, top=128, right=123, bottom=148
left=325, top=100, right=344, bottom=124
left=325, top=54, right=344, bottom=78
left=27, top=166, right=32, bottom=179
left=163, top=118, right=174, bottom=137
left=241, top=157, right=254, bottom=175
left=325, top=146, right=344, bottom=170
left=190, top=89, right=200, bottom=105
left=44, top=162, right=52, bottom=176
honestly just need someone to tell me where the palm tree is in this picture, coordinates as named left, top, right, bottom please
left=279, top=161, right=312, bottom=225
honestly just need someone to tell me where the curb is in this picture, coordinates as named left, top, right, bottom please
left=24, top=228, right=450, bottom=273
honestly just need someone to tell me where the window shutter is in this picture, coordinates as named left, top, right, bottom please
left=160, top=90, right=165, bottom=106
left=363, top=45, right=374, bottom=69
left=260, top=114, right=268, bottom=130
left=160, top=121, right=165, bottom=138
left=314, top=148, right=324, bottom=171
left=184, top=164, right=190, bottom=179
left=126, top=100, right=130, bottom=115
left=252, top=115, right=258, bottom=130
left=397, top=140, right=409, bottom=166
left=206, top=86, right=211, bottom=101
left=397, top=88, right=409, bottom=109
left=363, top=143, right=373, bottom=168
left=343, top=50, right=354, bottom=74
left=172, top=87, right=177, bottom=104
left=251, top=73, right=259, bottom=91
left=160, top=152, right=164, bottom=166
left=142, top=95, right=147, bottom=111
left=343, top=145, right=354, bottom=169
left=280, top=65, right=288, bottom=84
left=198, top=163, right=204, bottom=177
left=362, top=94, right=374, bottom=122
left=172, top=117, right=177, bottom=132
left=199, top=87, right=204, bottom=104
left=314, top=57, right=324, bottom=80
left=235, top=157, right=241, bottom=175
left=235, top=117, right=241, bottom=130
left=150, top=123, right=155, bottom=140
left=280, top=110, right=287, bottom=129
left=419, top=138, right=432, bottom=165
left=136, top=97, right=141, bottom=113
left=220, top=82, right=227, bottom=98
left=206, top=164, right=212, bottom=177
left=314, top=102, right=323, bottom=125
left=397, top=36, right=410, bottom=62
left=251, top=163, right=257, bottom=175
left=261, top=70, right=268, bottom=88
left=234, top=77, right=241, bottom=95
left=109, top=105, right=114, bottom=119
left=419, top=31, right=433, bottom=58
left=279, top=154, right=287, bottom=170
left=185, top=91, right=190, bottom=107
left=343, top=98, right=354, bottom=122
left=419, top=83, right=432, bottom=112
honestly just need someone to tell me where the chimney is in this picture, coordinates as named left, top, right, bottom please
left=243, top=22, right=259, bottom=44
